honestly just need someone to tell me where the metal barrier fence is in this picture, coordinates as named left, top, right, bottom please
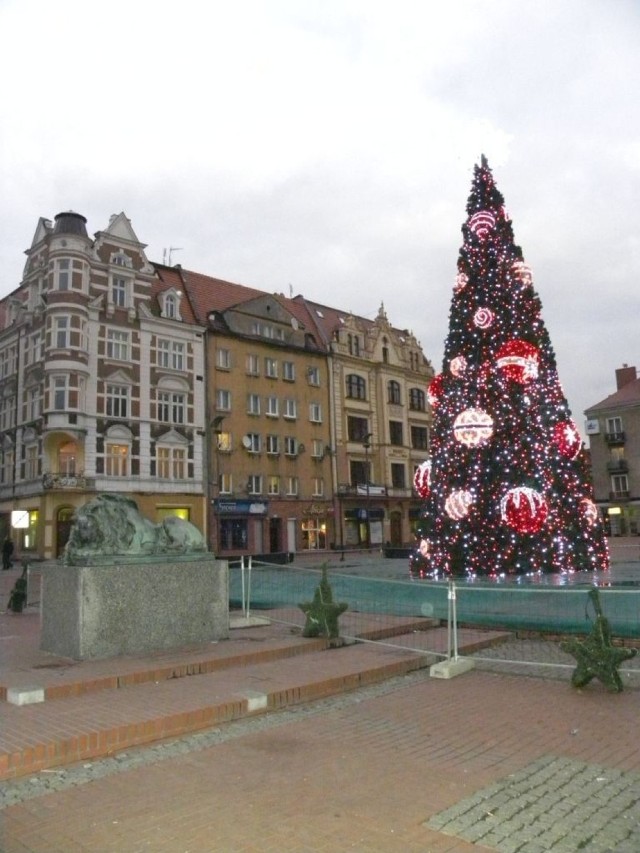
left=229, top=557, right=640, bottom=687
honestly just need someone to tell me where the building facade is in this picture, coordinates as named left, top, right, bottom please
left=584, top=364, right=640, bottom=536
left=1, top=210, right=435, bottom=560
left=0, top=212, right=206, bottom=560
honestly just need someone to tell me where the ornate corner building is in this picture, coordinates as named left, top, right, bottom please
left=0, top=211, right=434, bottom=561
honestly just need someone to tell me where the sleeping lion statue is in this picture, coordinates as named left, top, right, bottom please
left=63, top=494, right=206, bottom=562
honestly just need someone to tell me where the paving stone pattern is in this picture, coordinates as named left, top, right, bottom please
left=427, top=754, right=640, bottom=852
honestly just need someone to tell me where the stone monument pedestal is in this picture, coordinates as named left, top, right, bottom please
left=40, top=554, right=229, bottom=660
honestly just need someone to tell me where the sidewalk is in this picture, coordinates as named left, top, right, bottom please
left=1, top=549, right=639, bottom=851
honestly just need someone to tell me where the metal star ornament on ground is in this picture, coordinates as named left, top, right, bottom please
left=561, top=588, right=637, bottom=693
left=299, top=566, right=348, bottom=639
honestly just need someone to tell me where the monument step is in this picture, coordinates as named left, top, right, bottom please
left=0, top=623, right=509, bottom=781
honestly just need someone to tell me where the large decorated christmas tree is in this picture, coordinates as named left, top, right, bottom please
left=411, top=157, right=609, bottom=578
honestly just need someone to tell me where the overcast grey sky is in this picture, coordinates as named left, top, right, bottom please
left=1, top=0, right=638, bottom=436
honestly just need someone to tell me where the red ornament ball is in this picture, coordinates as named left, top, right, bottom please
left=427, top=374, right=444, bottom=407
left=453, top=408, right=494, bottom=447
left=500, top=487, right=548, bottom=533
left=413, top=460, right=432, bottom=498
left=553, top=420, right=582, bottom=459
left=496, top=339, right=539, bottom=384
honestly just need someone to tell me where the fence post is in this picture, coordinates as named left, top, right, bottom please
left=430, top=581, right=475, bottom=679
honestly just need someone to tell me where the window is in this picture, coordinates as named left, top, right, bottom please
left=388, top=380, right=401, bottom=405
left=25, top=445, right=39, bottom=480
left=157, top=339, right=185, bottom=371
left=266, top=434, right=280, bottom=455
left=106, top=384, right=129, bottom=418
left=409, top=388, right=426, bottom=411
left=309, top=402, right=322, bottom=423
left=112, top=253, right=131, bottom=268
left=611, top=474, right=629, bottom=497
left=52, top=376, right=70, bottom=411
left=284, top=436, right=297, bottom=456
left=1, top=449, right=14, bottom=484
left=350, top=460, right=368, bottom=487
left=246, top=433, right=261, bottom=453
left=267, top=475, right=280, bottom=496
left=105, top=443, right=129, bottom=476
left=55, top=316, right=70, bottom=348
left=163, top=293, right=177, bottom=319
left=56, top=259, right=71, bottom=290
left=265, top=357, right=278, bottom=378
left=307, top=366, right=320, bottom=386
left=283, top=361, right=295, bottom=381
left=391, top=463, right=406, bottom=489
left=347, top=416, right=369, bottom=442
left=266, top=396, right=279, bottom=417
left=606, top=417, right=623, bottom=437
left=58, top=441, right=77, bottom=475
left=283, top=398, right=297, bottom=420
left=346, top=374, right=366, bottom=400
left=285, top=476, right=299, bottom=496
left=219, top=473, right=233, bottom=495
left=216, top=431, right=232, bottom=453
left=312, top=477, right=324, bottom=497
left=111, top=276, right=128, bottom=308
left=411, top=425, right=429, bottom=451
left=247, top=393, right=261, bottom=415
left=389, top=421, right=403, bottom=446
left=220, top=518, right=247, bottom=549
left=157, top=446, right=186, bottom=479
left=0, top=396, right=13, bottom=431
left=312, top=439, right=324, bottom=458
left=157, top=391, right=185, bottom=424
left=216, top=348, right=231, bottom=369
left=246, top=354, right=260, bottom=376
left=382, top=346, right=389, bottom=364
left=216, top=389, right=231, bottom=411
left=106, top=329, right=129, bottom=361
left=24, top=386, right=41, bottom=422
left=348, top=334, right=361, bottom=356
left=247, top=474, right=262, bottom=495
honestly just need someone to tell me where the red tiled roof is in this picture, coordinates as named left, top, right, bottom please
left=586, top=377, right=640, bottom=412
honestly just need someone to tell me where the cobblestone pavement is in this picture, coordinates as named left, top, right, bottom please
left=427, top=755, right=640, bottom=852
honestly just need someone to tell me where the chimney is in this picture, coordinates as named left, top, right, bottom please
left=615, top=364, right=637, bottom=390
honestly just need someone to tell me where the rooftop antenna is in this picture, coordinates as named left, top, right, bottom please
left=289, top=283, right=293, bottom=298
left=163, top=246, right=183, bottom=266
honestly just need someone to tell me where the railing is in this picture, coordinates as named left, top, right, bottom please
left=605, top=431, right=626, bottom=445
left=609, top=490, right=630, bottom=500
left=42, top=472, right=89, bottom=490
left=607, top=459, right=629, bottom=473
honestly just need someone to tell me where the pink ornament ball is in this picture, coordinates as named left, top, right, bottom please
left=500, top=486, right=548, bottom=533
left=450, top=355, right=467, bottom=377
left=444, top=489, right=474, bottom=520
left=473, top=307, right=494, bottom=329
left=468, top=210, right=496, bottom=239
left=580, top=498, right=599, bottom=526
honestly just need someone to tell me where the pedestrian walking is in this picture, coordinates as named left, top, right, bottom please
left=2, top=536, right=14, bottom=570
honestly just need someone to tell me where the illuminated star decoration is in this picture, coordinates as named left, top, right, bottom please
left=299, top=566, right=348, bottom=639
left=560, top=589, right=637, bottom=692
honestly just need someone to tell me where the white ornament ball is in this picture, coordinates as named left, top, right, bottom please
left=453, top=408, right=494, bottom=447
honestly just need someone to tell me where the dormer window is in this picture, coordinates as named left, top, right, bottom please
left=111, top=252, right=132, bottom=268
left=160, top=289, right=182, bottom=321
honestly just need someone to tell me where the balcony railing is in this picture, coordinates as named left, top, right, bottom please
left=609, top=490, right=630, bottom=501
left=42, top=472, right=89, bottom=490
left=606, top=459, right=629, bottom=474
left=605, top=431, right=626, bottom=445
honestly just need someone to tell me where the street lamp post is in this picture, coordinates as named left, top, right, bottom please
left=209, top=414, right=226, bottom=554
left=363, top=432, right=373, bottom=548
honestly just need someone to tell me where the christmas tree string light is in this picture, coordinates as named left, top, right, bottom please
left=410, top=156, right=609, bottom=578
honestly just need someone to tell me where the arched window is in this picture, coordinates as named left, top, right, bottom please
left=346, top=374, right=366, bottom=400
left=388, top=380, right=401, bottom=405
left=409, top=387, right=425, bottom=411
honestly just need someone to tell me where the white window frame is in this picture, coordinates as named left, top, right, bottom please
left=106, top=329, right=129, bottom=361
left=266, top=396, right=279, bottom=418
left=157, top=446, right=186, bottom=479
left=307, top=366, right=320, bottom=386
left=265, top=357, right=278, bottom=378
left=283, top=361, right=295, bottom=382
left=283, top=398, right=297, bottom=420
left=105, top=442, right=130, bottom=477
left=312, top=477, right=324, bottom=497
left=267, top=475, right=280, bottom=496
left=216, top=348, right=231, bottom=369
left=247, top=433, right=261, bottom=454
left=216, top=389, right=231, bottom=411
left=247, top=474, right=262, bottom=495
left=309, top=402, right=322, bottom=423
left=157, top=390, right=186, bottom=424
left=311, top=439, right=324, bottom=459
left=246, top=354, right=260, bottom=376
left=266, top=434, right=280, bottom=455
left=285, top=476, right=299, bottom=496
left=247, top=394, right=261, bottom=416
left=106, top=384, right=129, bottom=419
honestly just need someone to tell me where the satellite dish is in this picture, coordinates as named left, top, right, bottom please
left=242, top=435, right=252, bottom=450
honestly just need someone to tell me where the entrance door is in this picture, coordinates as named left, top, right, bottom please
left=390, top=511, right=402, bottom=546
left=269, top=517, right=281, bottom=552
left=56, top=507, right=75, bottom=557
